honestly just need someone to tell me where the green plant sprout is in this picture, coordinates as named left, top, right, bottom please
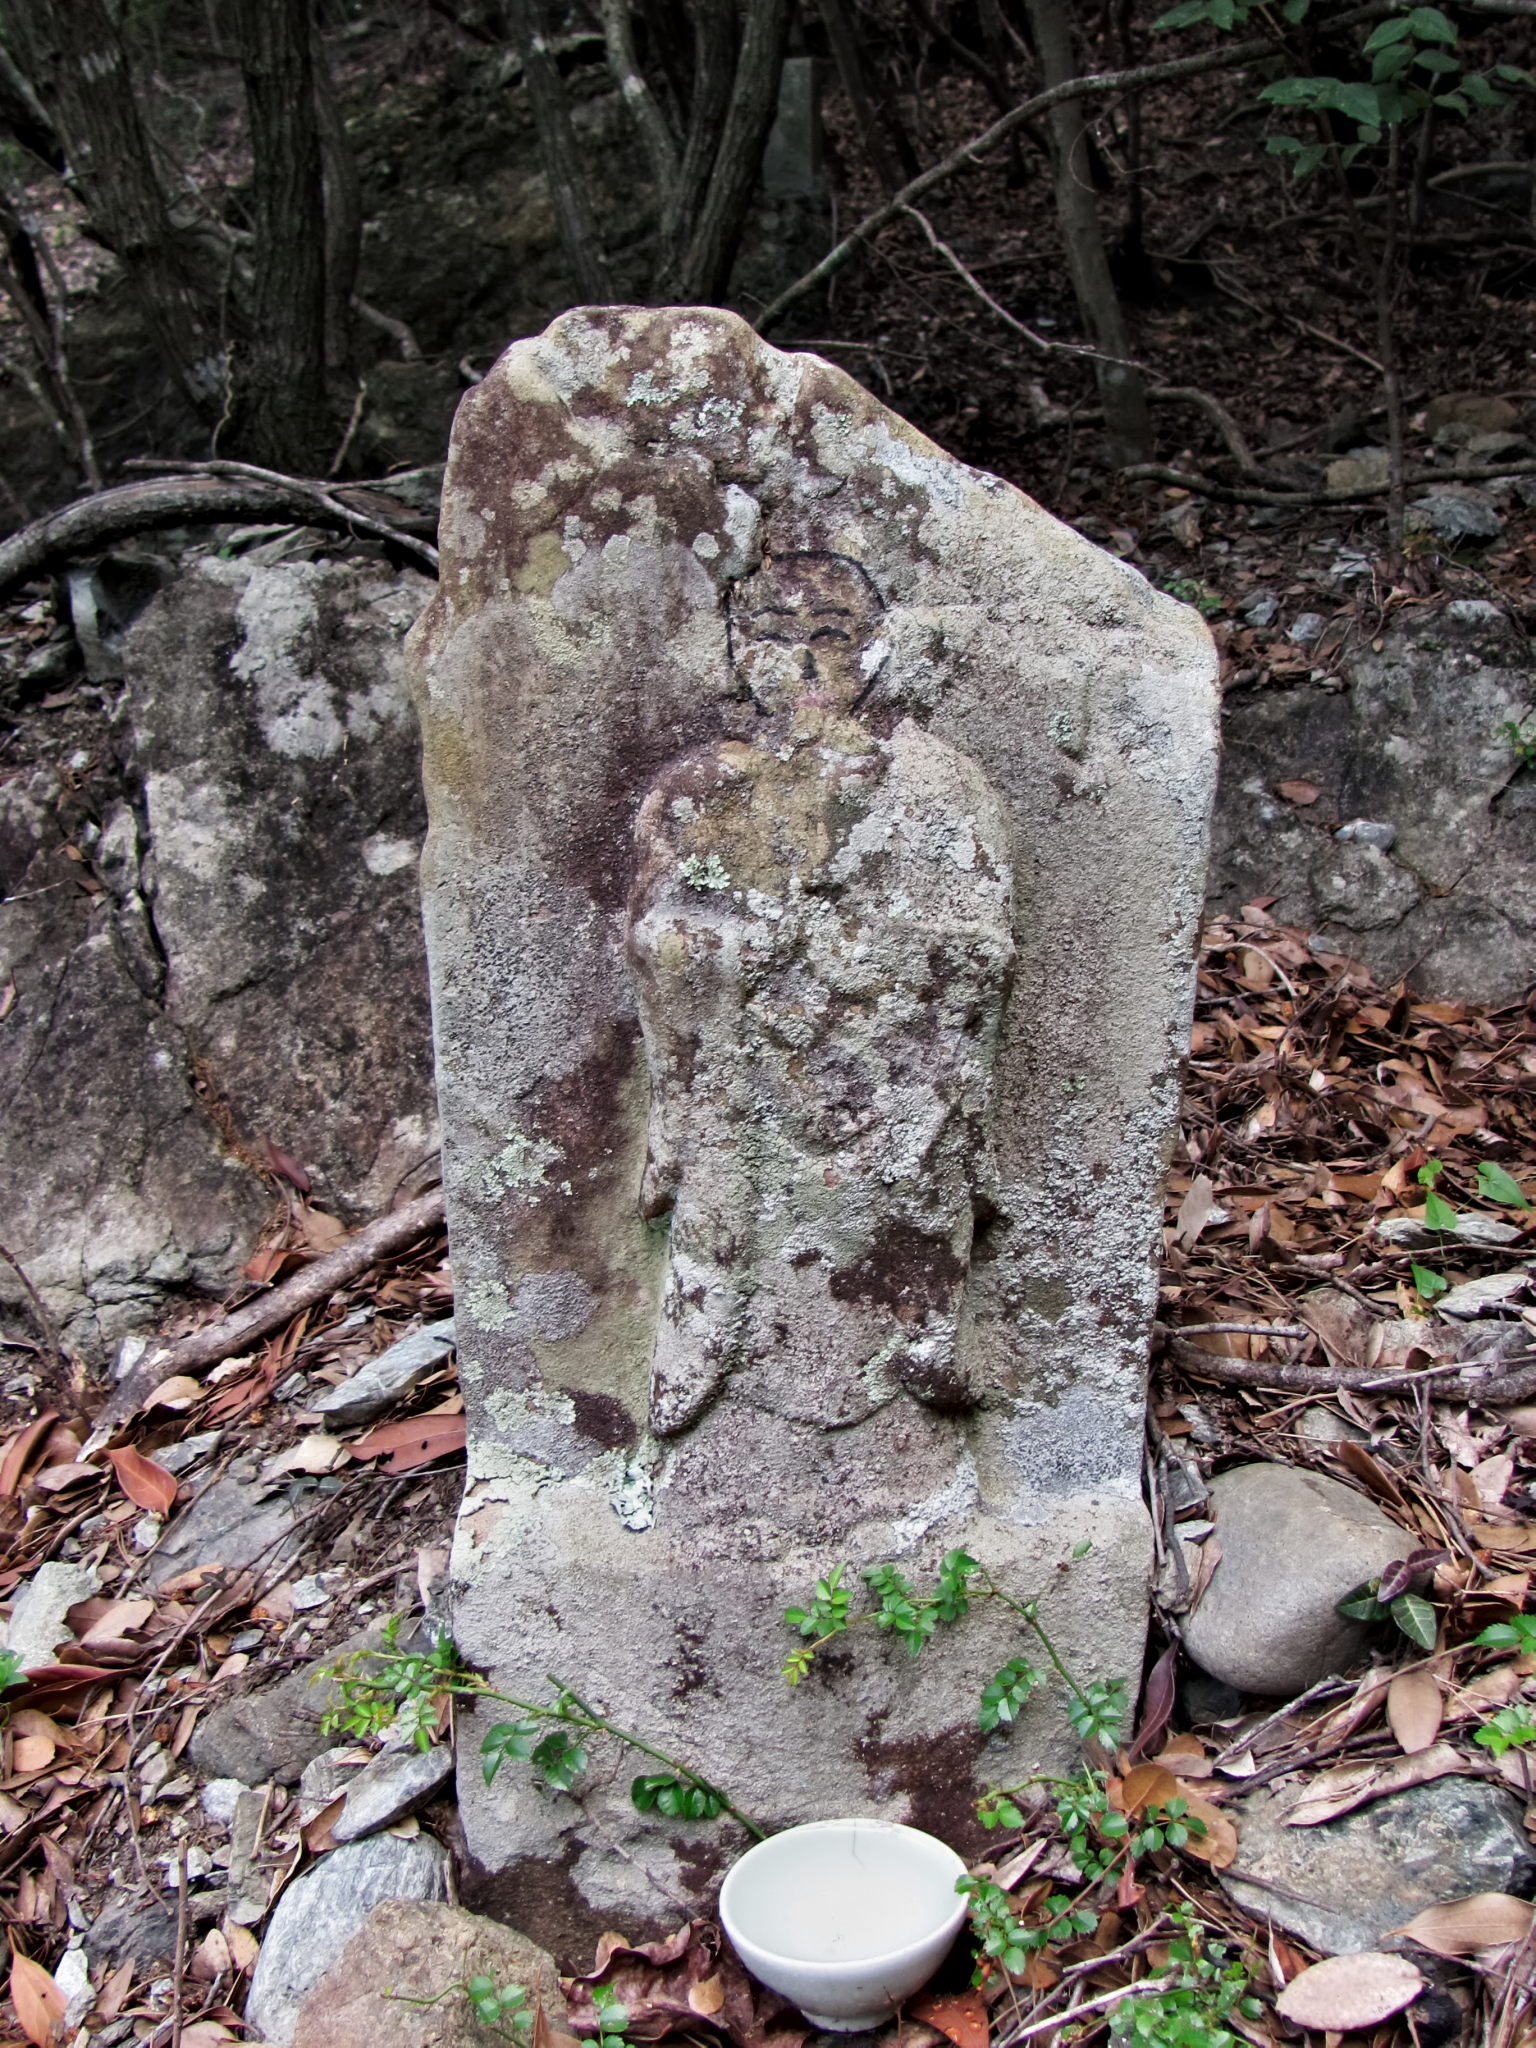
left=1155, top=0, right=1531, bottom=178
left=1160, top=577, right=1224, bottom=619
left=782, top=1547, right=1127, bottom=1748
left=323, top=1617, right=764, bottom=1838
left=1337, top=1577, right=1438, bottom=1649
left=959, top=1779, right=1209, bottom=1989
left=1498, top=719, right=1536, bottom=773
left=386, top=1974, right=535, bottom=2042
left=1405, top=1155, right=1530, bottom=1302
left=1473, top=1703, right=1536, bottom=1758
left=1472, top=1618, right=1536, bottom=1757
left=1108, top=1907, right=1263, bottom=2048
left=591, top=1984, right=635, bottom=2048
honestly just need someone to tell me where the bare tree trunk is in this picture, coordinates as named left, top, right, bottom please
left=658, top=0, right=738, bottom=273
left=0, top=198, right=100, bottom=489
left=232, top=0, right=332, bottom=470
left=667, top=0, right=790, bottom=301
left=4, top=0, right=227, bottom=421
left=312, top=18, right=361, bottom=374
left=509, top=0, right=614, bottom=301
left=601, top=0, right=682, bottom=214
left=817, top=0, right=918, bottom=191
left=1020, top=0, right=1150, bottom=463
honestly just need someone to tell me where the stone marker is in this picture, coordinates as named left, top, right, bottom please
left=408, top=305, right=1217, bottom=1956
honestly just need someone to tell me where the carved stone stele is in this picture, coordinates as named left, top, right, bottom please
left=406, top=305, right=1217, bottom=1960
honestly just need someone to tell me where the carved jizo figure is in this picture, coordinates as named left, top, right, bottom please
left=627, top=551, right=1016, bottom=1436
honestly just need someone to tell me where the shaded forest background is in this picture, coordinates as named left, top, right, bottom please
left=0, top=0, right=1526, bottom=585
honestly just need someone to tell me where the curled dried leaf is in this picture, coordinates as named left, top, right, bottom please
left=1395, top=1893, right=1534, bottom=1958
left=1275, top=1952, right=1423, bottom=2031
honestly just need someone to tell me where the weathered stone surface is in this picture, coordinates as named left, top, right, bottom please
left=331, top=1741, right=455, bottom=1842
left=1222, top=1777, right=1536, bottom=1955
left=1182, top=1463, right=1415, bottom=1697
left=188, top=1622, right=395, bottom=1786
left=293, top=1900, right=567, bottom=2048
left=127, top=558, right=438, bottom=1217
left=146, top=1470, right=300, bottom=1592
left=3, top=1561, right=99, bottom=1670
left=244, top=1832, right=451, bottom=2045
left=1212, top=601, right=1536, bottom=1002
left=409, top=306, right=1217, bottom=1954
left=0, top=558, right=439, bottom=1360
left=308, top=1317, right=457, bottom=1427
left=0, top=767, right=265, bottom=1358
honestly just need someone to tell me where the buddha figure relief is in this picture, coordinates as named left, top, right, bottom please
left=627, top=551, right=1015, bottom=1436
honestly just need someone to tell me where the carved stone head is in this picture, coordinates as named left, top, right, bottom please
left=727, top=550, right=889, bottom=715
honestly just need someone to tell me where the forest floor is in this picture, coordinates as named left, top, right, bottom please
left=0, top=913, right=1534, bottom=2042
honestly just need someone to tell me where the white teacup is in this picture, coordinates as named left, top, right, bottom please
left=719, top=1818, right=970, bottom=2032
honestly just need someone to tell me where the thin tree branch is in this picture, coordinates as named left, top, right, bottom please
left=756, top=3, right=1401, bottom=332
left=903, top=205, right=1142, bottom=366
left=599, top=0, right=680, bottom=206
left=91, top=1185, right=446, bottom=1436
left=1120, top=459, right=1536, bottom=506
left=0, top=470, right=437, bottom=601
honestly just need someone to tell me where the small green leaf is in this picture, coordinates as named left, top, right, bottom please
left=1406, top=5, right=1458, bottom=41
left=1337, top=1586, right=1387, bottom=1621
left=1422, top=1188, right=1458, bottom=1231
left=1412, top=1263, right=1450, bottom=1301
left=1477, top=1161, right=1529, bottom=1207
left=1391, top=1591, right=1439, bottom=1650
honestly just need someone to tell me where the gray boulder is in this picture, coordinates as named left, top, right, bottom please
left=1222, top=1777, right=1536, bottom=1954
left=127, top=558, right=437, bottom=1221
left=307, top=1318, right=456, bottom=1428
left=1212, top=602, right=1536, bottom=1003
left=1182, top=1462, right=1414, bottom=1697
left=244, top=1832, right=451, bottom=2045
left=0, top=557, right=437, bottom=1362
left=188, top=1621, right=400, bottom=1786
left=294, top=1900, right=566, bottom=2048
left=331, top=1743, right=455, bottom=1843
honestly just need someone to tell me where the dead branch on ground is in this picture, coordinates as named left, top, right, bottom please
left=90, top=1184, right=446, bottom=1438
left=0, top=467, right=438, bottom=601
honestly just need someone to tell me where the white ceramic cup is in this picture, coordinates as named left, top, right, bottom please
left=718, top=1817, right=970, bottom=2032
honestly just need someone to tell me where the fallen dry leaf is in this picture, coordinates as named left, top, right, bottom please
left=8, top=1948, right=65, bottom=2048
left=1176, top=1174, right=1218, bottom=1248
left=222, top=1921, right=260, bottom=1972
left=910, top=1988, right=988, bottom=2048
left=191, top=1927, right=233, bottom=1981
left=1275, top=1952, right=1423, bottom=2031
left=105, top=1446, right=179, bottom=1516
left=1386, top=1668, right=1443, bottom=1755
left=9, top=1734, right=53, bottom=1774
left=688, top=1975, right=726, bottom=2017
left=0, top=1412, right=58, bottom=1497
left=140, top=1375, right=204, bottom=1412
left=348, top=1412, right=467, bottom=1474
left=1276, top=779, right=1321, bottom=806
left=1395, top=1893, right=1534, bottom=1957
left=1175, top=1791, right=1238, bottom=1868
left=1116, top=1763, right=1181, bottom=1815
left=1284, top=1741, right=1468, bottom=1826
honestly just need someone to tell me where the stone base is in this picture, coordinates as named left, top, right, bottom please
left=450, top=1435, right=1149, bottom=1964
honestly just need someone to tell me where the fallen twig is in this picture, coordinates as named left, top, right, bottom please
left=0, top=469, right=437, bottom=601
left=1171, top=1333, right=1536, bottom=1403
left=90, top=1184, right=446, bottom=1437
left=1120, top=459, right=1536, bottom=507
left=0, top=1240, right=64, bottom=1379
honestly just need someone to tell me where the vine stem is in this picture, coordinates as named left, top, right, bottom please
left=981, top=1576, right=1091, bottom=1711
left=473, top=1674, right=768, bottom=1841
